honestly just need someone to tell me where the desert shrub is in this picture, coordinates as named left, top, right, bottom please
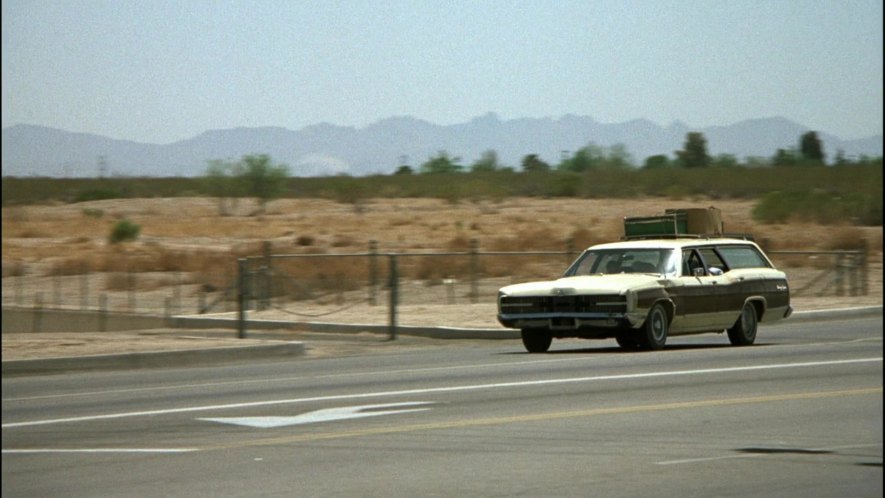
left=109, top=219, right=141, bottom=243
left=752, top=191, right=883, bottom=225
left=75, top=188, right=124, bottom=203
left=46, top=257, right=92, bottom=276
left=2, top=261, right=26, bottom=277
left=295, top=235, right=315, bottom=246
left=330, top=234, right=356, bottom=248
left=488, top=227, right=562, bottom=252
left=104, top=272, right=133, bottom=291
left=82, top=208, right=105, bottom=218
left=823, top=227, right=867, bottom=250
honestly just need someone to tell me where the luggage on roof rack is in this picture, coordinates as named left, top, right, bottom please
left=623, top=207, right=725, bottom=240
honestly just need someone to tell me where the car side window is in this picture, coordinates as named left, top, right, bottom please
left=698, top=248, right=727, bottom=272
left=716, top=245, right=771, bottom=269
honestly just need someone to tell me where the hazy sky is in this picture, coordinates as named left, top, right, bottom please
left=2, top=0, right=882, bottom=144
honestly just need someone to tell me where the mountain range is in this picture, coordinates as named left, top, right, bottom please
left=2, top=113, right=882, bottom=177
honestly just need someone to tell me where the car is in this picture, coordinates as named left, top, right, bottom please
left=497, top=209, right=792, bottom=352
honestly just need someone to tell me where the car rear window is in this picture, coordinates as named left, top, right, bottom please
left=717, top=245, right=771, bottom=269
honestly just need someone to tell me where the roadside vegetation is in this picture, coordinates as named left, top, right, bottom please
left=2, top=133, right=881, bottom=226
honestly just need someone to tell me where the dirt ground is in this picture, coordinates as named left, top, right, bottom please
left=2, top=196, right=882, bottom=361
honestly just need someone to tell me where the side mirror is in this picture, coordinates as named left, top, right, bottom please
left=708, top=267, right=724, bottom=276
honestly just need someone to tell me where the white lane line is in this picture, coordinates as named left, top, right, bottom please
left=6, top=337, right=881, bottom=403
left=3, top=357, right=880, bottom=429
left=2, top=448, right=199, bottom=454
left=656, top=443, right=883, bottom=465
left=3, top=356, right=596, bottom=402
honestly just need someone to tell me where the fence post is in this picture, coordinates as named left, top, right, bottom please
left=15, top=272, right=23, bottom=305
left=388, top=254, right=398, bottom=341
left=99, top=294, right=107, bottom=332
left=260, top=241, right=272, bottom=311
left=861, top=240, right=869, bottom=295
left=369, top=240, right=378, bottom=305
left=849, top=251, right=859, bottom=296
left=469, top=238, right=479, bottom=304
left=80, top=263, right=89, bottom=310
left=834, top=253, right=845, bottom=296
left=237, top=258, right=247, bottom=339
left=173, top=271, right=181, bottom=315
left=566, top=236, right=576, bottom=264
left=53, top=273, right=61, bottom=307
left=33, top=292, right=44, bottom=333
left=128, top=270, right=136, bottom=312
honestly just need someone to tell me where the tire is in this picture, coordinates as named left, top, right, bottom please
left=615, top=333, right=641, bottom=351
left=638, top=303, right=668, bottom=350
left=521, top=328, right=552, bottom=353
left=728, top=302, right=758, bottom=346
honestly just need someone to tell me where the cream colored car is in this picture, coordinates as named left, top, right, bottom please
left=497, top=238, right=792, bottom=353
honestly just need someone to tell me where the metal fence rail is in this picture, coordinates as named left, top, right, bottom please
left=2, top=240, right=872, bottom=336
left=231, top=244, right=870, bottom=339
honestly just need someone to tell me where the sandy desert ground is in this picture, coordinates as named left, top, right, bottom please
left=2, top=196, right=881, bottom=360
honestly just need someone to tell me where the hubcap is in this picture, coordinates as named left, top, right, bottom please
left=651, top=310, right=665, bottom=340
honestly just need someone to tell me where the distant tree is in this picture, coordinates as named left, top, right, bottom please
left=744, top=156, right=771, bottom=168
left=643, top=154, right=671, bottom=169
left=202, top=159, right=241, bottom=215
left=833, top=149, right=849, bottom=166
left=393, top=165, right=414, bottom=175
left=470, top=150, right=499, bottom=172
left=558, top=144, right=604, bottom=172
left=711, top=153, right=739, bottom=168
left=521, top=154, right=551, bottom=173
left=676, top=132, right=710, bottom=168
left=799, top=131, right=825, bottom=164
left=420, top=151, right=463, bottom=174
left=772, top=148, right=800, bottom=167
left=240, top=154, right=290, bottom=214
left=604, top=143, right=634, bottom=169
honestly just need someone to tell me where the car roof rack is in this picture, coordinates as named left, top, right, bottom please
left=622, top=208, right=755, bottom=242
left=621, top=233, right=756, bottom=241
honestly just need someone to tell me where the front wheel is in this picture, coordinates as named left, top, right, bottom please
left=638, top=304, right=668, bottom=350
left=521, top=328, right=552, bottom=353
left=728, top=302, right=758, bottom=346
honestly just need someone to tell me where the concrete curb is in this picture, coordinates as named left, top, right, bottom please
left=2, top=342, right=305, bottom=377
left=173, top=306, right=883, bottom=338
left=168, top=315, right=519, bottom=340
left=779, top=305, right=882, bottom=323
left=3, top=306, right=880, bottom=376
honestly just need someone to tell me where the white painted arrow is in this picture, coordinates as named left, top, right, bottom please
left=198, top=401, right=434, bottom=428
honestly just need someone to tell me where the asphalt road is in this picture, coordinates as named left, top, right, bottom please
left=3, top=316, right=882, bottom=497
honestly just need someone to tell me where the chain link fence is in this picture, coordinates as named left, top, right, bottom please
left=2, top=239, right=873, bottom=334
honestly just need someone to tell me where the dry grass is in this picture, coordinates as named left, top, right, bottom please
left=2, top=197, right=881, bottom=302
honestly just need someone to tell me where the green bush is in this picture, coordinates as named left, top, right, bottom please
left=109, top=219, right=141, bottom=243
left=82, top=208, right=105, bottom=218
left=752, top=191, right=882, bottom=225
left=75, top=188, right=124, bottom=203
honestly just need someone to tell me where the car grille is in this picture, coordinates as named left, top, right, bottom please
left=500, top=294, right=627, bottom=314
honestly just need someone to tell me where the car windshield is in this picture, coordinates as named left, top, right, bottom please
left=564, top=248, right=677, bottom=277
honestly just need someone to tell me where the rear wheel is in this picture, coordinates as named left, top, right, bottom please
left=728, top=302, right=758, bottom=346
left=521, top=328, right=552, bottom=353
left=638, top=304, right=668, bottom=350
